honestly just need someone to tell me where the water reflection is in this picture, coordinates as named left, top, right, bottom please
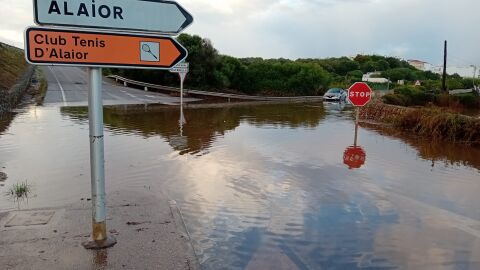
left=343, top=112, right=367, bottom=170
left=92, top=250, right=108, bottom=270
left=343, top=145, right=367, bottom=169
left=0, top=112, right=16, bottom=135
left=0, top=112, right=16, bottom=188
left=362, top=122, right=480, bottom=171
left=61, top=103, right=326, bottom=155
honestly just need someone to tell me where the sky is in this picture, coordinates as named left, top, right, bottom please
left=1, top=0, right=479, bottom=67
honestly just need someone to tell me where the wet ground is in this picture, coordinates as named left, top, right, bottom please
left=1, top=102, right=480, bottom=269
left=41, top=66, right=199, bottom=106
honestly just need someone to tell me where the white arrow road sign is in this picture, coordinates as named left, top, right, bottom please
left=34, top=0, right=193, bottom=34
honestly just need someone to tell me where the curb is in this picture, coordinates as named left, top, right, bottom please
left=169, top=200, right=201, bottom=270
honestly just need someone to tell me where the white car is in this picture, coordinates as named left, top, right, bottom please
left=323, top=88, right=347, bottom=102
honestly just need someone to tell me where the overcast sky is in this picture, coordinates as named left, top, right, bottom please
left=1, top=0, right=478, bottom=66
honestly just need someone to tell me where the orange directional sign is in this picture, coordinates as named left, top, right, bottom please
left=25, top=27, right=187, bottom=69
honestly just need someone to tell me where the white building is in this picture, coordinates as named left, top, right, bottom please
left=362, top=72, right=390, bottom=83
left=408, top=60, right=428, bottom=71
left=447, top=66, right=477, bottom=78
left=408, top=59, right=477, bottom=78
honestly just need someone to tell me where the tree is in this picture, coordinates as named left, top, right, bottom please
left=347, top=70, right=364, bottom=82
left=361, top=61, right=377, bottom=73
left=177, top=34, right=223, bottom=89
left=382, top=68, right=417, bottom=82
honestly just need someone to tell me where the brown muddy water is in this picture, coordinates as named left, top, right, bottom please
left=1, top=102, right=480, bottom=269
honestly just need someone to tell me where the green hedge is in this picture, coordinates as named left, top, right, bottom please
left=383, top=86, right=480, bottom=109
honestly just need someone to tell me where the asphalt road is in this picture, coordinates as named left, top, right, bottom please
left=42, top=66, right=198, bottom=106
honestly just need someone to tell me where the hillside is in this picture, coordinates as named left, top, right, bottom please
left=0, top=42, right=28, bottom=92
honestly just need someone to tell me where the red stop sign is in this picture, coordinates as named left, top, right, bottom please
left=348, top=82, right=373, bottom=107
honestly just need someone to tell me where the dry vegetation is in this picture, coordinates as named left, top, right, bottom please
left=361, top=102, right=480, bottom=145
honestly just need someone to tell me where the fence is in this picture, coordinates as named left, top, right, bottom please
left=107, top=75, right=324, bottom=102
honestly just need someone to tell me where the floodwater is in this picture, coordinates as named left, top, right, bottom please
left=1, top=102, right=480, bottom=269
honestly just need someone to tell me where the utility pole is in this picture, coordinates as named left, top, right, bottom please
left=442, top=40, right=447, bottom=92
left=471, top=65, right=477, bottom=90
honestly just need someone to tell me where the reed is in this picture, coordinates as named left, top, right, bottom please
left=5, top=181, right=32, bottom=204
left=361, top=103, right=480, bottom=145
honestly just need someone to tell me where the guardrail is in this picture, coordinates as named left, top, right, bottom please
left=449, top=89, right=475, bottom=95
left=107, top=75, right=324, bottom=102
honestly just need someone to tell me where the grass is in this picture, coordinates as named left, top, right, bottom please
left=36, top=72, right=48, bottom=105
left=0, top=42, right=28, bottom=91
left=5, top=181, right=32, bottom=206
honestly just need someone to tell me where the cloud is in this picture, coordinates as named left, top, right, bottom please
left=1, top=0, right=478, bottom=66
left=182, top=0, right=480, bottom=65
left=0, top=0, right=33, bottom=46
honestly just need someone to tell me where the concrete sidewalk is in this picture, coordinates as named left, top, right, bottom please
left=0, top=189, right=199, bottom=270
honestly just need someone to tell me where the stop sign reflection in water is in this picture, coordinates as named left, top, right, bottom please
left=343, top=146, right=366, bottom=169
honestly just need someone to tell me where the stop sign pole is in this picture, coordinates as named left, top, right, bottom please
left=347, top=82, right=373, bottom=146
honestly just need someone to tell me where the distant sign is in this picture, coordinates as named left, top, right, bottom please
left=25, top=27, right=188, bottom=69
left=170, top=62, right=189, bottom=73
left=33, top=0, right=193, bottom=34
left=348, top=82, right=373, bottom=107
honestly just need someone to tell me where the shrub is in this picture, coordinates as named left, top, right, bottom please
left=382, top=93, right=407, bottom=106
left=384, top=86, right=431, bottom=106
left=453, top=93, right=480, bottom=109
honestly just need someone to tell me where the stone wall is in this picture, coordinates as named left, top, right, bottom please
left=359, top=101, right=412, bottom=122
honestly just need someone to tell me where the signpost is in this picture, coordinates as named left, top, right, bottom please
left=33, top=0, right=193, bottom=35
left=170, top=61, right=189, bottom=110
left=347, top=82, right=373, bottom=144
left=25, top=27, right=187, bottom=69
left=27, top=0, right=192, bottom=250
left=347, top=82, right=373, bottom=108
left=345, top=82, right=372, bottom=169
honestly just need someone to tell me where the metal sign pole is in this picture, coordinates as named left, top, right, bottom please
left=179, top=74, right=185, bottom=136
left=354, top=107, right=359, bottom=147
left=180, top=73, right=188, bottom=134
left=180, top=74, right=184, bottom=105
left=82, top=67, right=116, bottom=250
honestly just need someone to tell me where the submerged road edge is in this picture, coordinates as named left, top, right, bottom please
left=169, top=200, right=201, bottom=270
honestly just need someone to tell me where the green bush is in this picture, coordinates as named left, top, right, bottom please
left=452, top=93, right=480, bottom=109
left=382, top=93, right=408, bottom=106
left=390, top=86, right=431, bottom=106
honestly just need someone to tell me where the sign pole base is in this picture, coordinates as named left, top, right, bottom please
left=82, top=67, right=116, bottom=250
left=82, top=235, right=117, bottom=250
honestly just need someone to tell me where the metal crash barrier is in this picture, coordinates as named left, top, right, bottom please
left=107, top=75, right=324, bottom=102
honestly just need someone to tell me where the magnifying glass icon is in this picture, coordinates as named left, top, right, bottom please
left=142, top=44, right=158, bottom=60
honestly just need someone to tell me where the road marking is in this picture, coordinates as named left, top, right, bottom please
left=48, top=66, right=68, bottom=106
left=145, top=95, right=156, bottom=98
left=103, top=90, right=123, bottom=100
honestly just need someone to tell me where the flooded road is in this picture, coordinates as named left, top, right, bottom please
left=1, top=102, right=480, bottom=269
